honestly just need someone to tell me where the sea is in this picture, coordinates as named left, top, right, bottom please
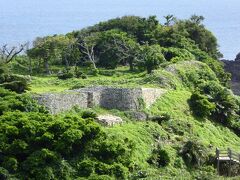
left=0, top=0, right=239, bottom=60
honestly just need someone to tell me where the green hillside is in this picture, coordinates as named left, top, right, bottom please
left=0, top=15, right=239, bottom=179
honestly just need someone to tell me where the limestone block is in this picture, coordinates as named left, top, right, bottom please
left=35, top=92, right=88, bottom=114
left=35, top=86, right=167, bottom=114
left=96, top=115, right=123, bottom=126
left=141, top=88, right=167, bottom=108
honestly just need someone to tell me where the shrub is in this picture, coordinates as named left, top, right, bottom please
left=0, top=167, right=10, bottom=180
left=180, top=140, right=208, bottom=168
left=90, top=69, right=99, bottom=76
left=110, top=163, right=129, bottom=179
left=193, top=166, right=217, bottom=180
left=81, top=74, right=88, bottom=79
left=162, top=47, right=194, bottom=62
left=0, top=88, right=46, bottom=115
left=0, top=108, right=138, bottom=179
left=0, top=112, right=102, bottom=179
left=196, top=81, right=239, bottom=127
left=77, top=160, right=95, bottom=177
left=131, top=171, right=148, bottom=179
left=57, top=70, right=74, bottom=80
left=2, top=157, right=18, bottom=173
left=0, top=74, right=30, bottom=93
left=87, top=174, right=114, bottom=180
left=189, top=92, right=215, bottom=118
left=1, top=81, right=28, bottom=93
left=81, top=110, right=97, bottom=119
left=150, top=113, right=171, bottom=124
left=148, top=148, right=170, bottom=167
left=70, top=83, right=86, bottom=90
left=75, top=70, right=83, bottom=78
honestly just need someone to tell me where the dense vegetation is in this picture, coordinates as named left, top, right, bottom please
left=0, top=15, right=239, bottom=179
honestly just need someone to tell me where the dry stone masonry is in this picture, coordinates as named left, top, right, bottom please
left=35, top=92, right=88, bottom=114
left=35, top=86, right=166, bottom=114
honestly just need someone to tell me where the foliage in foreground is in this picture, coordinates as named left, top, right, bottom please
left=0, top=88, right=165, bottom=179
left=1, top=14, right=239, bottom=179
left=0, top=110, right=133, bottom=179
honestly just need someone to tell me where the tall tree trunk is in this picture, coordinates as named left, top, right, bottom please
left=129, top=58, right=134, bottom=71
left=44, top=59, right=50, bottom=75
left=28, top=57, right=32, bottom=75
left=87, top=54, right=97, bottom=69
left=64, top=53, right=69, bottom=68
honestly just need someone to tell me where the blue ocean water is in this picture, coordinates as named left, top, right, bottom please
left=0, top=0, right=239, bottom=59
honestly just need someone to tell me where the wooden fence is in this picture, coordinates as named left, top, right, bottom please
left=216, top=148, right=240, bottom=176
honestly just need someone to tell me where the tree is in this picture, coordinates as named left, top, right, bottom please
left=77, top=31, right=100, bottom=69
left=137, top=44, right=166, bottom=73
left=0, top=44, right=27, bottom=64
left=28, top=35, right=79, bottom=74
left=164, top=15, right=176, bottom=26
left=97, top=30, right=140, bottom=70
left=175, top=15, right=222, bottom=59
left=190, top=15, right=204, bottom=25
left=79, top=15, right=159, bottom=45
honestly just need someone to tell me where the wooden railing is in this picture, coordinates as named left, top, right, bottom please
left=216, top=148, right=240, bottom=176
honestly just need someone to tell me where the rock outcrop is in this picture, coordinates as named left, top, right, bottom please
left=96, top=115, right=123, bottom=126
left=35, top=86, right=166, bottom=114
left=235, top=52, right=240, bottom=62
left=222, top=57, right=240, bottom=95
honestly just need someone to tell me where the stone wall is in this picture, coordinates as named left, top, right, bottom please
left=36, top=86, right=166, bottom=114
left=35, top=92, right=88, bottom=114
left=142, top=88, right=166, bottom=108
left=99, top=88, right=142, bottom=110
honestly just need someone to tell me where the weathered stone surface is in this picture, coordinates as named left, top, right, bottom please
left=222, top=60, right=240, bottom=82
left=35, top=92, right=88, bottom=114
left=96, top=115, right=123, bottom=126
left=35, top=86, right=166, bottom=114
left=142, top=88, right=166, bottom=108
left=235, top=52, right=240, bottom=62
left=222, top=59, right=240, bottom=95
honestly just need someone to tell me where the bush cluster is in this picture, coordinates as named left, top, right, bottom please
left=0, top=66, right=29, bottom=93
left=148, top=148, right=170, bottom=168
left=57, top=68, right=89, bottom=80
left=0, top=89, right=140, bottom=179
left=0, top=110, right=137, bottom=179
left=179, top=140, right=209, bottom=168
left=0, top=87, right=46, bottom=115
left=189, top=81, right=240, bottom=134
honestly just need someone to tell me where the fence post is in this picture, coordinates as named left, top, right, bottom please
left=239, top=154, right=240, bottom=172
left=228, top=148, right=232, bottom=177
left=216, top=148, right=220, bottom=175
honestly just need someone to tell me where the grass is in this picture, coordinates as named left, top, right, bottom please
left=148, top=90, right=240, bottom=151
left=29, top=61, right=212, bottom=93
left=105, top=122, right=168, bottom=169
left=28, top=62, right=240, bottom=178
left=29, top=67, right=158, bottom=93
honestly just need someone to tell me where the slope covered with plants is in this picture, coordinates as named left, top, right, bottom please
left=0, top=15, right=239, bottom=179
